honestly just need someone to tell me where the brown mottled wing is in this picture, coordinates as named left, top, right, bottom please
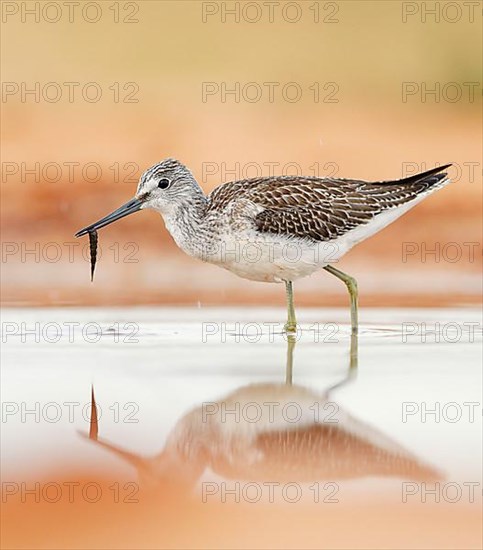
left=207, top=165, right=450, bottom=242
left=253, top=181, right=393, bottom=241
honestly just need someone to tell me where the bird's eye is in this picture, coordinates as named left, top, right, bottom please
left=157, top=178, right=170, bottom=189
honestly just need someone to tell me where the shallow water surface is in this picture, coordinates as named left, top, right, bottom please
left=1, top=307, right=482, bottom=549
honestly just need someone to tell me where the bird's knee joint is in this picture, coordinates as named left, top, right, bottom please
left=346, top=277, right=358, bottom=292
left=284, top=323, right=297, bottom=334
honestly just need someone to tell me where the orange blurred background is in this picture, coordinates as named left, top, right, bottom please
left=1, top=1, right=481, bottom=307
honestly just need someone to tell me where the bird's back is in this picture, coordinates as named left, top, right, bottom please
left=206, top=165, right=451, bottom=242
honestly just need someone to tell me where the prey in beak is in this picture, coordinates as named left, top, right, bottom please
left=75, top=196, right=145, bottom=282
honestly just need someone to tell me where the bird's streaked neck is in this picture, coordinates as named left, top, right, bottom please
left=155, top=190, right=210, bottom=259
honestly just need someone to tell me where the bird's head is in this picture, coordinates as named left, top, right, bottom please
left=75, top=158, right=204, bottom=237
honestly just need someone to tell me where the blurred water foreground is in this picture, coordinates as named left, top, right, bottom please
left=1, top=306, right=482, bottom=549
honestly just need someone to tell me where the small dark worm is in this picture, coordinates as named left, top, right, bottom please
left=88, top=230, right=98, bottom=282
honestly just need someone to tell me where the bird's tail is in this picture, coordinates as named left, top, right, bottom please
left=388, top=164, right=452, bottom=189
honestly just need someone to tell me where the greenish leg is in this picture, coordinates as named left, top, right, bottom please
left=324, top=265, right=359, bottom=335
left=285, top=333, right=296, bottom=385
left=284, top=280, right=297, bottom=334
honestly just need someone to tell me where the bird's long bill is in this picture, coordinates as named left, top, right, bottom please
left=74, top=197, right=144, bottom=237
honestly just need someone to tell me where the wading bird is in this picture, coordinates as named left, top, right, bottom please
left=75, top=160, right=451, bottom=333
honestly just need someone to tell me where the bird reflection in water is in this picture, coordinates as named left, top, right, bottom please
left=81, top=331, right=439, bottom=493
